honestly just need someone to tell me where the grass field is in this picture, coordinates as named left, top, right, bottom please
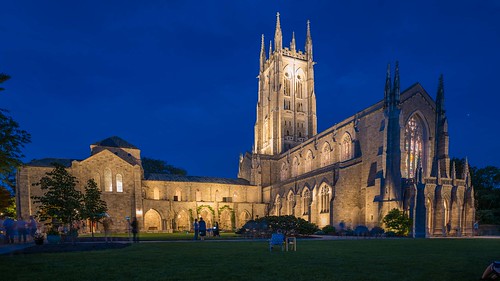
left=1, top=238, right=498, bottom=280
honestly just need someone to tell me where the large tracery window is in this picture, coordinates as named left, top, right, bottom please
left=404, top=115, right=424, bottom=178
left=320, top=185, right=330, bottom=213
left=295, top=79, right=303, bottom=99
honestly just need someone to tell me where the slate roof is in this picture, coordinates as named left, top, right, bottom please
left=92, top=136, right=138, bottom=149
left=26, top=158, right=78, bottom=168
left=145, top=173, right=252, bottom=185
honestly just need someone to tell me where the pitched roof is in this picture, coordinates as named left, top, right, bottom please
left=26, top=158, right=78, bottom=168
left=145, top=173, right=252, bottom=185
left=92, top=136, right=138, bottom=149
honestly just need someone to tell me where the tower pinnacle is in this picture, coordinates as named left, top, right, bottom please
left=274, top=12, right=282, bottom=51
left=305, top=20, right=313, bottom=59
left=260, top=34, right=266, bottom=72
left=290, top=31, right=296, bottom=52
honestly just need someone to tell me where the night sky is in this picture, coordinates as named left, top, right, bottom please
left=1, top=1, right=499, bottom=179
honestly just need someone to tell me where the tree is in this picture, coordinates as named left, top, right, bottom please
left=81, top=179, right=108, bottom=238
left=0, top=73, right=31, bottom=195
left=383, top=208, right=412, bottom=236
left=472, top=166, right=500, bottom=225
left=254, top=215, right=319, bottom=236
left=142, top=157, right=187, bottom=176
left=31, top=164, right=83, bottom=235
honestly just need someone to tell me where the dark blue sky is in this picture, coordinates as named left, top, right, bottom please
left=1, top=1, right=499, bottom=178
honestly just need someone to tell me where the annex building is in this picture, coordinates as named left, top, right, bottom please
left=17, top=14, right=475, bottom=237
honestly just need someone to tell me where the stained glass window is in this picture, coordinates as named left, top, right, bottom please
left=404, top=116, right=423, bottom=178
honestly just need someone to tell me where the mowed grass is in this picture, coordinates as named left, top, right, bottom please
left=1, top=238, right=498, bottom=281
left=79, top=231, right=240, bottom=240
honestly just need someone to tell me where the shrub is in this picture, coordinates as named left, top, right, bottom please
left=254, top=215, right=319, bottom=236
left=370, top=226, right=385, bottom=236
left=354, top=225, right=369, bottom=236
left=385, top=231, right=396, bottom=237
left=322, top=225, right=336, bottom=235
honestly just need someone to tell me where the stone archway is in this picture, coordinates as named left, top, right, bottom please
left=144, top=209, right=162, bottom=231
left=198, top=207, right=214, bottom=229
left=176, top=210, right=190, bottom=232
left=238, top=211, right=251, bottom=228
left=220, top=209, right=232, bottom=230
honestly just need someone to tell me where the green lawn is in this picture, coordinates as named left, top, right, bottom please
left=1, top=238, right=498, bottom=281
left=79, top=231, right=240, bottom=240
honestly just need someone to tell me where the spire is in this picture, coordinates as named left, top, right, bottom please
left=436, top=74, right=445, bottom=116
left=260, top=34, right=266, bottom=72
left=290, top=31, right=296, bottom=52
left=274, top=12, right=282, bottom=51
left=305, top=20, right=313, bottom=59
left=451, top=161, right=456, bottom=180
left=393, top=61, right=400, bottom=104
left=384, top=63, right=392, bottom=108
left=463, top=157, right=469, bottom=179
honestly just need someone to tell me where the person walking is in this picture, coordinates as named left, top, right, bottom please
left=193, top=219, right=199, bottom=240
left=199, top=217, right=207, bottom=241
left=131, top=217, right=139, bottom=243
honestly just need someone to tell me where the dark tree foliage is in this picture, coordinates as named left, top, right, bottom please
left=81, top=179, right=108, bottom=238
left=142, top=157, right=187, bottom=176
left=382, top=208, right=412, bottom=236
left=31, top=164, right=83, bottom=231
left=0, top=74, right=31, bottom=191
left=472, top=166, right=500, bottom=224
left=255, top=215, right=319, bottom=236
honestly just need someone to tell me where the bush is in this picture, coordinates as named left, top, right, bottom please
left=354, top=225, right=369, bottom=236
left=370, top=226, right=385, bottom=236
left=322, top=225, right=336, bottom=235
left=385, top=231, right=396, bottom=237
left=254, top=215, right=319, bottom=236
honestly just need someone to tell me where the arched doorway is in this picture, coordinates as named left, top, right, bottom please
left=238, top=211, right=251, bottom=228
left=198, top=207, right=214, bottom=229
left=219, top=209, right=232, bottom=231
left=144, top=209, right=162, bottom=231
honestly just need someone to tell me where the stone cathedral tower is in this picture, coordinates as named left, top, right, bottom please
left=254, top=13, right=317, bottom=155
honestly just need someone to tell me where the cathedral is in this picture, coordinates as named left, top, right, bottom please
left=17, top=14, right=475, bottom=237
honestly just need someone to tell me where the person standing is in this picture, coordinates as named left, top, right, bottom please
left=102, top=216, right=113, bottom=243
left=199, top=217, right=207, bottom=241
left=131, top=217, right=139, bottom=243
left=16, top=216, right=27, bottom=243
left=3, top=216, right=15, bottom=244
left=193, top=219, right=199, bottom=240
left=213, top=221, right=220, bottom=237
left=28, top=216, right=38, bottom=241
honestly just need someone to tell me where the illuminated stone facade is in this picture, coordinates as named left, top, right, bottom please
left=237, top=14, right=475, bottom=237
left=16, top=14, right=475, bottom=237
left=16, top=137, right=267, bottom=233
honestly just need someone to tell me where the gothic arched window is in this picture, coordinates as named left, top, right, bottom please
left=92, top=173, right=101, bottom=190
left=302, top=189, right=311, bottom=215
left=280, top=162, right=288, bottom=181
left=404, top=115, right=424, bottom=178
left=304, top=150, right=313, bottom=173
left=284, top=72, right=291, bottom=96
left=321, top=143, right=331, bottom=167
left=104, top=168, right=112, bottom=192
left=287, top=192, right=294, bottom=215
left=342, top=133, right=353, bottom=161
left=320, top=184, right=330, bottom=213
left=296, top=80, right=303, bottom=99
left=275, top=195, right=281, bottom=216
left=292, top=157, right=299, bottom=177
left=116, top=173, right=123, bottom=193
